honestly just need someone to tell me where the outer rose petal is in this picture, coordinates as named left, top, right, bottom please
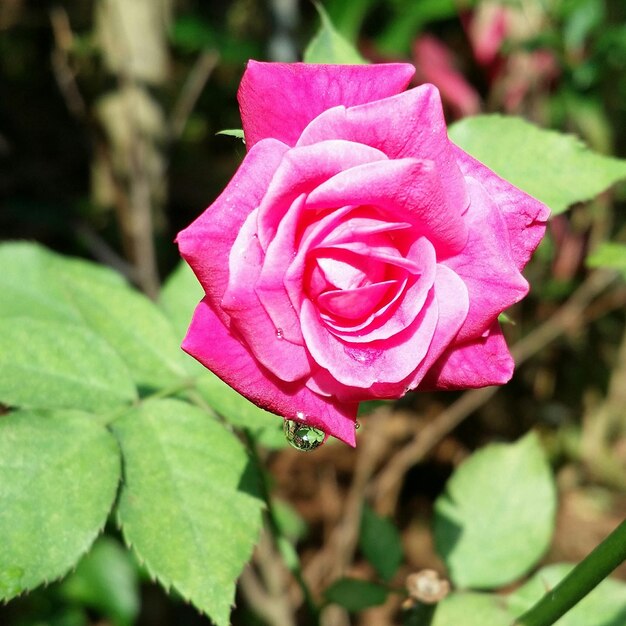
left=452, top=145, right=550, bottom=270
left=297, top=84, right=469, bottom=219
left=443, top=177, right=528, bottom=341
left=183, top=298, right=358, bottom=445
left=238, top=61, right=415, bottom=148
left=422, top=322, right=514, bottom=390
left=221, top=207, right=311, bottom=381
left=176, top=138, right=289, bottom=316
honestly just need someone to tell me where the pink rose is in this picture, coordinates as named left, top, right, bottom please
left=177, top=61, right=549, bottom=446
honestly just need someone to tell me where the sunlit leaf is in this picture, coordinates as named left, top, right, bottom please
left=449, top=115, right=626, bottom=215
left=0, top=317, right=137, bottom=411
left=434, top=432, right=557, bottom=588
left=114, top=399, right=264, bottom=626
left=0, top=410, right=120, bottom=600
left=304, top=3, right=367, bottom=64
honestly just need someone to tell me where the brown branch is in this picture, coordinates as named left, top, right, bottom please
left=372, top=269, right=620, bottom=515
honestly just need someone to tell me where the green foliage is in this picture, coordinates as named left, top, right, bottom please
left=216, top=129, right=246, bottom=143
left=0, top=243, right=272, bottom=626
left=159, top=257, right=203, bottom=339
left=0, top=242, right=189, bottom=392
left=449, top=115, right=626, bottom=215
left=113, top=398, right=264, bottom=626
left=0, top=410, right=120, bottom=601
left=324, top=578, right=389, bottom=611
left=434, top=432, right=557, bottom=588
left=431, top=592, right=516, bottom=626
left=324, top=0, right=377, bottom=42
left=304, top=3, right=367, bottom=64
left=376, top=0, right=458, bottom=55
left=586, top=242, right=626, bottom=278
left=60, top=537, right=139, bottom=626
left=359, top=504, right=403, bottom=582
left=0, top=318, right=137, bottom=412
left=169, top=15, right=262, bottom=63
left=508, top=564, right=626, bottom=626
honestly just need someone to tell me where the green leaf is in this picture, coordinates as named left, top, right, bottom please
left=60, top=537, right=139, bottom=626
left=0, top=242, right=112, bottom=323
left=273, top=499, right=308, bottom=543
left=0, top=317, right=137, bottom=411
left=51, top=255, right=189, bottom=391
left=159, top=260, right=203, bottom=339
left=432, top=592, right=516, bottom=626
left=0, top=410, right=121, bottom=600
left=216, top=129, right=245, bottom=143
left=324, top=0, right=377, bottom=42
left=304, top=3, right=367, bottom=64
left=113, top=398, right=264, bottom=626
left=324, top=578, right=389, bottom=612
left=449, top=115, right=626, bottom=215
left=507, top=564, right=626, bottom=626
left=586, top=242, right=626, bottom=278
left=434, top=432, right=557, bottom=588
left=196, top=371, right=287, bottom=449
left=359, top=504, right=403, bottom=582
left=0, top=242, right=188, bottom=391
left=377, top=0, right=457, bottom=55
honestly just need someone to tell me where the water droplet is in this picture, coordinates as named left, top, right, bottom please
left=283, top=419, right=326, bottom=451
left=355, top=421, right=361, bottom=430
left=295, top=410, right=307, bottom=421
left=275, top=328, right=284, bottom=340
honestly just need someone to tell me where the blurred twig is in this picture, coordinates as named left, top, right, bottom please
left=240, top=530, right=297, bottom=626
left=372, top=269, right=621, bottom=515
left=169, top=50, right=219, bottom=142
left=49, top=6, right=86, bottom=119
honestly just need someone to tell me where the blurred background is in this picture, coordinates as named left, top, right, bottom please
left=1, top=1, right=626, bottom=625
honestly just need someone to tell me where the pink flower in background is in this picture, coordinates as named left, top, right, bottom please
left=177, top=61, right=549, bottom=446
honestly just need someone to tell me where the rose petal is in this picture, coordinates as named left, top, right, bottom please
left=176, top=138, right=289, bottom=318
left=297, top=84, right=469, bottom=219
left=443, top=177, right=529, bottom=341
left=238, top=61, right=415, bottom=148
left=318, top=280, right=396, bottom=320
left=300, top=289, right=439, bottom=388
left=324, top=237, right=438, bottom=343
left=221, top=209, right=311, bottom=381
left=421, top=321, right=514, bottom=389
left=256, top=140, right=388, bottom=250
left=306, top=158, right=468, bottom=257
left=256, top=194, right=307, bottom=344
left=452, top=144, right=550, bottom=270
left=183, top=298, right=358, bottom=445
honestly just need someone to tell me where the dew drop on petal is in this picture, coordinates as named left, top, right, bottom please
left=355, top=421, right=361, bottom=430
left=283, top=419, right=326, bottom=451
left=275, top=328, right=284, bottom=340
left=295, top=410, right=307, bottom=421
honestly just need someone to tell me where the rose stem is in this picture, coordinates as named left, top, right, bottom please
left=245, top=430, right=322, bottom=625
left=512, top=519, right=626, bottom=626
